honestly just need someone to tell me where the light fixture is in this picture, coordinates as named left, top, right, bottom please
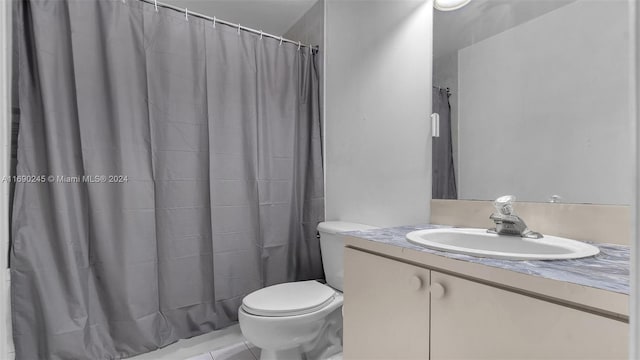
left=434, top=0, right=471, bottom=11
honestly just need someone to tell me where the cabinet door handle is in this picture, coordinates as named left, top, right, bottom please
left=430, top=282, right=446, bottom=299
left=409, top=275, right=423, bottom=290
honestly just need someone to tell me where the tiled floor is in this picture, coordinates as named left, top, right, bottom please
left=187, top=340, right=345, bottom=360
left=130, top=322, right=363, bottom=360
left=186, top=340, right=260, bottom=360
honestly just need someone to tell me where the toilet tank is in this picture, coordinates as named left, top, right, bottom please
left=317, top=221, right=378, bottom=291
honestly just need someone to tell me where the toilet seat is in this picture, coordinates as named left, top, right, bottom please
left=242, top=280, right=336, bottom=317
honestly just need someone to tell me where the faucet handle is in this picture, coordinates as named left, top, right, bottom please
left=494, top=195, right=516, bottom=215
left=549, top=195, right=562, bottom=203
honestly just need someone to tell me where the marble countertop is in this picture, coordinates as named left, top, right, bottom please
left=342, top=224, right=629, bottom=295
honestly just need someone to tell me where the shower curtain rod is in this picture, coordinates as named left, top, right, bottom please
left=135, top=0, right=319, bottom=51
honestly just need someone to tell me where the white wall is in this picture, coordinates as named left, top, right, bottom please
left=325, top=0, right=432, bottom=227
left=285, top=0, right=324, bottom=53
left=458, top=0, right=632, bottom=205
left=163, top=0, right=317, bottom=35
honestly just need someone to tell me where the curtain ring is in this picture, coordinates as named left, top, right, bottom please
left=259, top=30, right=263, bottom=40
left=213, top=16, right=216, bottom=28
left=279, top=36, right=283, bottom=46
left=185, top=8, right=189, bottom=21
left=237, top=23, right=241, bottom=35
left=298, top=41, right=301, bottom=51
left=154, top=0, right=158, bottom=12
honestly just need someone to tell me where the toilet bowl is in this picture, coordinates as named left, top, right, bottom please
left=239, top=281, right=343, bottom=360
left=238, top=222, right=377, bottom=360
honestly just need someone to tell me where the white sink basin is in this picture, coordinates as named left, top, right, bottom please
left=405, top=228, right=599, bottom=260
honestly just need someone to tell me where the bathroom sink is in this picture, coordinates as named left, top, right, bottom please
left=405, top=228, right=599, bottom=260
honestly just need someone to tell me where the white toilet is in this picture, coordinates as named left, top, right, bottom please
left=238, top=221, right=377, bottom=360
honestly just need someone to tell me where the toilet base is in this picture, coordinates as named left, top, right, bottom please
left=259, top=347, right=302, bottom=360
left=239, top=286, right=344, bottom=360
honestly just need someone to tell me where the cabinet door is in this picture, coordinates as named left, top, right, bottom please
left=430, top=271, right=628, bottom=359
left=344, top=248, right=430, bottom=359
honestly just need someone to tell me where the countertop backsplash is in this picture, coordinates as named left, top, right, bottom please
left=430, top=200, right=630, bottom=246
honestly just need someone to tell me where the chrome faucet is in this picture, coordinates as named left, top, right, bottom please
left=487, top=195, right=543, bottom=239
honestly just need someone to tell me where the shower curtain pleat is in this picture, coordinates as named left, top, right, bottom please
left=11, top=1, right=324, bottom=359
left=294, top=48, right=324, bottom=281
left=206, top=20, right=262, bottom=316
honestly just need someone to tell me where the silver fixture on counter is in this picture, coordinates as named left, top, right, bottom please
left=487, top=195, right=543, bottom=239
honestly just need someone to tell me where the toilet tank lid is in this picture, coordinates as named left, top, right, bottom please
left=317, top=221, right=378, bottom=234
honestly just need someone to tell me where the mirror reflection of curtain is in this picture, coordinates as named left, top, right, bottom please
left=432, top=87, right=457, bottom=199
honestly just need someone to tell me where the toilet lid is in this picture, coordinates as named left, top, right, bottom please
left=242, top=281, right=336, bottom=317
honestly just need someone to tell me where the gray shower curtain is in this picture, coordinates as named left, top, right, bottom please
left=432, top=87, right=457, bottom=199
left=11, top=0, right=324, bottom=359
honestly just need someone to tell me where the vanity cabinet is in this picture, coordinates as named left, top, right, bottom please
left=343, top=247, right=430, bottom=359
left=344, top=247, right=628, bottom=359
left=430, top=271, right=627, bottom=359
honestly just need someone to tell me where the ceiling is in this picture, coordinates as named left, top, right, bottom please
left=434, top=0, right=577, bottom=59
left=162, top=0, right=318, bottom=35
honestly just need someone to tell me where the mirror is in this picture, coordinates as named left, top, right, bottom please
left=432, top=0, right=632, bottom=205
